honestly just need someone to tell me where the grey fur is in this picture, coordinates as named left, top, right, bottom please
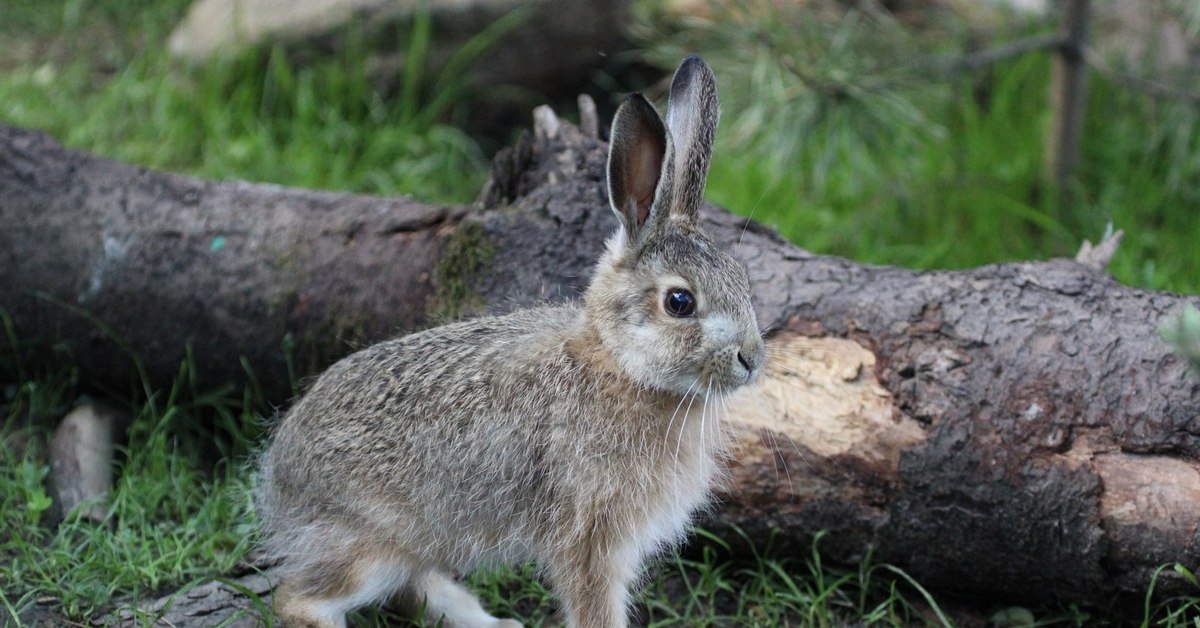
left=255, top=56, right=764, bottom=628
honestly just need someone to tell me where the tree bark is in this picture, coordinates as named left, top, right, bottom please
left=2, top=115, right=1199, bottom=616
left=0, top=124, right=463, bottom=399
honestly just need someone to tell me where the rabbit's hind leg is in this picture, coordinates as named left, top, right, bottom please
left=407, top=570, right=523, bottom=628
left=272, top=556, right=410, bottom=628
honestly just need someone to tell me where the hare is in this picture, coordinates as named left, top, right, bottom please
left=255, top=55, right=765, bottom=628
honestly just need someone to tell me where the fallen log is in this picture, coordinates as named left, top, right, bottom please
left=2, top=109, right=1199, bottom=615
left=0, top=123, right=464, bottom=399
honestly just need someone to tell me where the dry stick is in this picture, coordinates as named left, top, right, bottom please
left=1074, top=228, right=1125, bottom=271
left=48, top=402, right=124, bottom=524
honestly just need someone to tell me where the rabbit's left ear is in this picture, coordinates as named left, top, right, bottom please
left=665, top=55, right=719, bottom=225
left=607, top=93, right=668, bottom=242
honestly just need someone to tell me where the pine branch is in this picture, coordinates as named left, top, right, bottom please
left=1083, top=49, right=1200, bottom=105
left=945, top=33, right=1066, bottom=73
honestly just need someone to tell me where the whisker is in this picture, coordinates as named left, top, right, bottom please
left=664, top=378, right=699, bottom=454
left=716, top=386, right=732, bottom=447
left=764, top=346, right=828, bottom=357
left=675, top=380, right=704, bottom=467
left=672, top=380, right=703, bottom=512
left=736, top=177, right=772, bottom=246
left=666, top=378, right=700, bottom=510
left=765, top=427, right=794, bottom=491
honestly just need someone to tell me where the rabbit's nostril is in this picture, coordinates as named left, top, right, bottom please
left=737, top=351, right=752, bottom=373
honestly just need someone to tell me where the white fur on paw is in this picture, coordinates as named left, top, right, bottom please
left=493, top=619, right=524, bottom=628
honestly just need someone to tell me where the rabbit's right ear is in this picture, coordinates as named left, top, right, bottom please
left=607, top=93, right=668, bottom=242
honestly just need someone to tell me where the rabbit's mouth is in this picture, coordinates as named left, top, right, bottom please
left=699, top=335, right=766, bottom=393
left=711, top=353, right=764, bottom=393
left=660, top=348, right=763, bottom=397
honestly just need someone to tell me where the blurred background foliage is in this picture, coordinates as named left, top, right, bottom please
left=1, top=0, right=1198, bottom=292
left=634, top=0, right=1200, bottom=293
left=2, top=0, right=1200, bottom=293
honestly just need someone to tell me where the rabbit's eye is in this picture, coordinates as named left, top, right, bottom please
left=664, top=288, right=697, bottom=318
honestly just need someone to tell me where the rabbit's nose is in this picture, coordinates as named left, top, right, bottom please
left=737, top=346, right=762, bottom=374
left=737, top=337, right=766, bottom=375
left=737, top=351, right=753, bottom=372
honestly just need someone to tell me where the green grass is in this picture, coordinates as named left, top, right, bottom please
left=3, top=0, right=1200, bottom=625
left=0, top=360, right=261, bottom=619
left=0, top=0, right=487, bottom=204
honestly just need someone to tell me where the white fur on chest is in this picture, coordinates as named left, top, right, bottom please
left=620, top=404, right=724, bottom=569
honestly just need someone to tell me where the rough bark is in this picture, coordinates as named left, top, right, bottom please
left=0, top=124, right=463, bottom=400
left=3, top=116, right=1200, bottom=618
left=112, top=572, right=271, bottom=627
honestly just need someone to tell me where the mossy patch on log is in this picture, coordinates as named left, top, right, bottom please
left=296, top=310, right=371, bottom=376
left=427, top=220, right=494, bottom=323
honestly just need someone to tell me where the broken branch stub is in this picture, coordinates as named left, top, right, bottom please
left=48, top=401, right=123, bottom=524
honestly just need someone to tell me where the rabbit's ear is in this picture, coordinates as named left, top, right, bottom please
left=665, top=55, right=719, bottom=225
left=607, top=93, right=668, bottom=240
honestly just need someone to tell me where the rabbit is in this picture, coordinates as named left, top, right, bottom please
left=254, top=55, right=765, bottom=628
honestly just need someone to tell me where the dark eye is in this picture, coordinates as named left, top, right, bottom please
left=664, top=288, right=697, bottom=318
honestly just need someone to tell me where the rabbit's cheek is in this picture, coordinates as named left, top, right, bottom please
left=706, top=345, right=737, bottom=389
left=701, top=314, right=739, bottom=348
left=613, top=323, right=677, bottom=386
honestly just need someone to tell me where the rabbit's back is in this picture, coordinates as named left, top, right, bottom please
left=259, top=305, right=619, bottom=568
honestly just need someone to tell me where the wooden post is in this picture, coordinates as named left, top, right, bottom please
left=1043, top=0, right=1092, bottom=195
